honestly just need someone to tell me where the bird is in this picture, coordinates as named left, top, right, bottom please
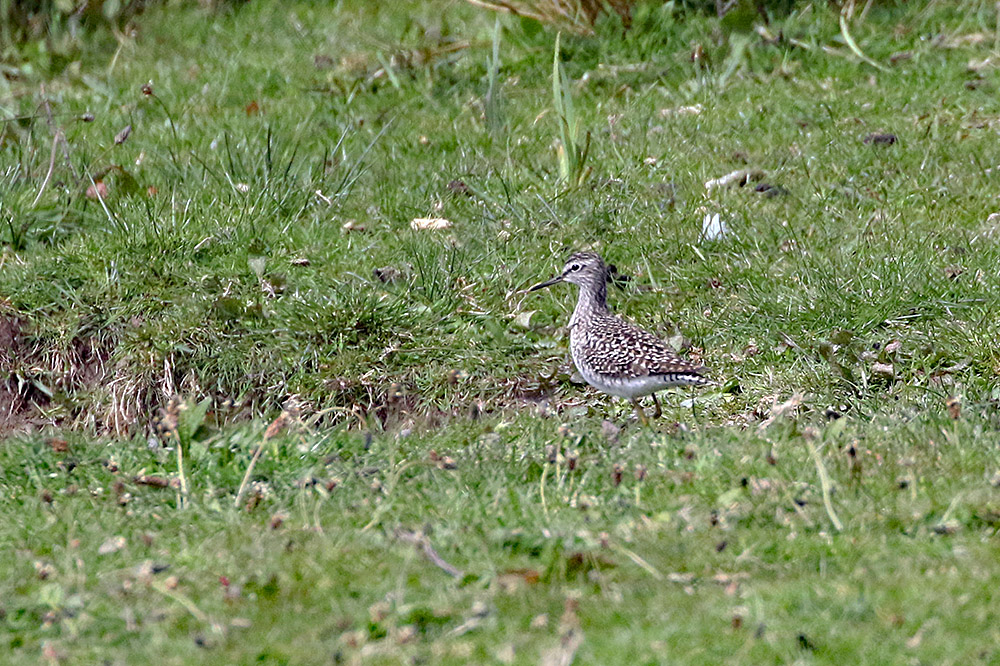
left=528, top=251, right=711, bottom=425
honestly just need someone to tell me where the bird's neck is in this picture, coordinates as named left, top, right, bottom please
left=569, top=279, right=610, bottom=328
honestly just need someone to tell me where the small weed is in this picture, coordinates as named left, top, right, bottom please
left=551, top=32, right=591, bottom=187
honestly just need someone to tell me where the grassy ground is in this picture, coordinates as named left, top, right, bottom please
left=4, top=0, right=1000, bottom=663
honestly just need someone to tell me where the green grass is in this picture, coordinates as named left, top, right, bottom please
left=4, top=0, right=1000, bottom=662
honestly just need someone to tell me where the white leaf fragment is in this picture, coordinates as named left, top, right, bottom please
left=700, top=212, right=728, bottom=242
left=410, top=217, right=452, bottom=231
left=704, top=169, right=764, bottom=190
left=514, top=310, right=537, bottom=329
left=660, top=104, right=703, bottom=117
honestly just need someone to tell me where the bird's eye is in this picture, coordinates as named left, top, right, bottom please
left=569, top=263, right=581, bottom=272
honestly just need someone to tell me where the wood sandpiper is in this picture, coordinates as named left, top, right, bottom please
left=529, top=251, right=710, bottom=424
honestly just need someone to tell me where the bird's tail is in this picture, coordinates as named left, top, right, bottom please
left=666, top=369, right=715, bottom=387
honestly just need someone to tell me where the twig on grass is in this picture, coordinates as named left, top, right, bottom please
left=234, top=444, right=264, bottom=509
left=395, top=528, right=464, bottom=578
left=539, top=459, right=550, bottom=519
left=610, top=542, right=663, bottom=581
left=157, top=397, right=187, bottom=509
left=152, top=581, right=208, bottom=623
left=142, top=83, right=182, bottom=171
left=38, top=85, right=78, bottom=180
left=176, top=436, right=189, bottom=508
left=32, top=84, right=81, bottom=207
left=151, top=580, right=216, bottom=629
left=804, top=437, right=843, bottom=532
left=234, top=406, right=296, bottom=508
left=839, top=0, right=889, bottom=72
left=30, top=133, right=60, bottom=207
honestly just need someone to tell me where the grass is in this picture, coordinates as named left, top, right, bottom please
left=3, top=0, right=1000, bottom=662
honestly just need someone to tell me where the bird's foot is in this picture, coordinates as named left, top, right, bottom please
left=631, top=399, right=650, bottom=427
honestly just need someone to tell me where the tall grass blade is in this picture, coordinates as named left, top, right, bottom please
left=485, top=17, right=505, bottom=136
left=551, top=32, right=589, bottom=187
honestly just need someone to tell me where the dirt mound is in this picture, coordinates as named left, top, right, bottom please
left=0, top=311, right=38, bottom=431
left=0, top=313, right=21, bottom=352
left=0, top=311, right=112, bottom=434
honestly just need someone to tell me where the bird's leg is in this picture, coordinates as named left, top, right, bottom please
left=651, top=393, right=662, bottom=419
left=631, top=399, right=649, bottom=426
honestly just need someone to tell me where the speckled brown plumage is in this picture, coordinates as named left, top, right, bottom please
left=529, top=251, right=710, bottom=423
left=572, top=313, right=706, bottom=381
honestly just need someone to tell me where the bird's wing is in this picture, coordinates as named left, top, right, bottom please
left=578, top=316, right=705, bottom=379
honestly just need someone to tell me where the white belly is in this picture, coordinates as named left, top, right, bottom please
left=577, top=363, right=682, bottom=399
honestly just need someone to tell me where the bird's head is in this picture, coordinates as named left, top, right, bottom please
left=528, top=251, right=607, bottom=292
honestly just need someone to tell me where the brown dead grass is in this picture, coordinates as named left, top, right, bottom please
left=0, top=309, right=116, bottom=434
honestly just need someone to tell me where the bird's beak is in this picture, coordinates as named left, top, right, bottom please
left=527, top=274, right=563, bottom=292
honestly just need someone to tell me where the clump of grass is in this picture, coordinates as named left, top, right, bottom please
left=551, top=32, right=590, bottom=187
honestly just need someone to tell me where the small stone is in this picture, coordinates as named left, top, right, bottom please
left=754, top=183, right=788, bottom=197
left=566, top=450, right=578, bottom=471
left=944, top=265, right=964, bottom=280
left=871, top=362, right=894, bottom=381
left=946, top=396, right=961, bottom=420
left=600, top=420, right=620, bottom=443
left=373, top=266, right=403, bottom=283
left=530, top=613, right=549, bottom=629
left=114, top=124, right=132, bottom=145
left=98, top=536, right=126, bottom=555
left=932, top=520, right=959, bottom=535
left=863, top=132, right=897, bottom=145
left=447, top=180, right=472, bottom=196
